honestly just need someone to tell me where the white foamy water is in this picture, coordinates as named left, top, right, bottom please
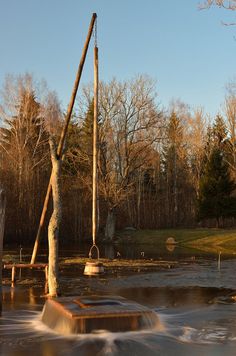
left=1, top=306, right=236, bottom=356
left=2, top=257, right=236, bottom=355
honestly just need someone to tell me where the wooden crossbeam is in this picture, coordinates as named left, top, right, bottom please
left=4, top=263, right=48, bottom=287
left=4, top=263, right=47, bottom=269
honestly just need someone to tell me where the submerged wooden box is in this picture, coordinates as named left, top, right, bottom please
left=41, top=295, right=159, bottom=334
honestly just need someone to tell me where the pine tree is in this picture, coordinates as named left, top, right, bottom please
left=212, top=114, right=228, bottom=147
left=162, top=111, right=190, bottom=227
left=80, top=100, right=94, bottom=158
left=63, top=101, right=94, bottom=178
left=198, top=147, right=236, bottom=227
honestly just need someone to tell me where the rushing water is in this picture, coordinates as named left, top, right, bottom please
left=1, top=249, right=236, bottom=355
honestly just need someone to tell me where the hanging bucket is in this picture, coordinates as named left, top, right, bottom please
left=84, top=261, right=104, bottom=276
left=84, top=244, right=104, bottom=276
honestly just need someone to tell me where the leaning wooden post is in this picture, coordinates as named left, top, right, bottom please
left=30, top=13, right=97, bottom=264
left=0, top=189, right=6, bottom=315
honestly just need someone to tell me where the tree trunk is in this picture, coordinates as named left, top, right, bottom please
left=137, top=169, right=142, bottom=229
left=48, top=138, right=61, bottom=297
left=0, top=189, right=6, bottom=314
left=105, top=208, right=116, bottom=241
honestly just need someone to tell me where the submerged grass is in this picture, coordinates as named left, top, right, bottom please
left=116, top=228, right=236, bottom=255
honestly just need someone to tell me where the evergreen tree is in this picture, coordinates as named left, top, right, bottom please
left=198, top=147, right=236, bottom=227
left=203, top=115, right=228, bottom=163
left=80, top=100, right=94, bottom=158
left=162, top=111, right=191, bottom=227
left=212, top=114, right=228, bottom=147
left=63, top=101, right=94, bottom=178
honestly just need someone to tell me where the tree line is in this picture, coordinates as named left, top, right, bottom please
left=1, top=73, right=236, bottom=246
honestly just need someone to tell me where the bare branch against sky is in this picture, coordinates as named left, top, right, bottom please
left=199, top=0, right=236, bottom=10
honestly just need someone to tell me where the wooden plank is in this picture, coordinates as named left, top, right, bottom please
left=4, top=263, right=47, bottom=269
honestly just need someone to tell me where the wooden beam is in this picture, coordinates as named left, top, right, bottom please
left=4, top=263, right=48, bottom=269
left=31, top=13, right=97, bottom=264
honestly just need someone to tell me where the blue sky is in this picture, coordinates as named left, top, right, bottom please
left=0, top=0, right=236, bottom=117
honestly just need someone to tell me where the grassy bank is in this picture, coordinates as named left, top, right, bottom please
left=116, top=228, right=236, bottom=255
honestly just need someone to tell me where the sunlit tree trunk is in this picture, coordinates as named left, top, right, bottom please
left=0, top=188, right=6, bottom=314
left=48, top=137, right=61, bottom=297
left=136, top=169, right=142, bottom=229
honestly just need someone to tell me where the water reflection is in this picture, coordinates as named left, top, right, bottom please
left=2, top=256, right=236, bottom=355
left=100, top=243, right=198, bottom=260
left=113, top=286, right=236, bottom=308
left=104, top=245, right=115, bottom=260
left=2, top=243, right=211, bottom=263
left=166, top=244, right=176, bottom=253
left=103, top=243, right=177, bottom=260
left=2, top=303, right=236, bottom=355
left=2, top=286, right=46, bottom=308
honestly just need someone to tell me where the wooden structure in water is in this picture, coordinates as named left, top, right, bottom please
left=41, top=295, right=159, bottom=334
left=4, top=263, right=48, bottom=287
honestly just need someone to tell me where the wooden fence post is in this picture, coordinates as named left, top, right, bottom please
left=0, top=189, right=6, bottom=315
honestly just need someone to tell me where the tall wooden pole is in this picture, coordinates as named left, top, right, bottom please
left=31, top=13, right=97, bottom=264
left=92, top=46, right=98, bottom=246
left=0, top=189, right=6, bottom=315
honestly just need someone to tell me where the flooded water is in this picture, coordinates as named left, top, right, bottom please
left=1, top=247, right=236, bottom=355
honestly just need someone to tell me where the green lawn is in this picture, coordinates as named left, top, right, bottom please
left=116, top=228, right=236, bottom=255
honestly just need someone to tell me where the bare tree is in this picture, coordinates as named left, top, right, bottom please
left=200, top=0, right=236, bottom=9
left=186, top=108, right=208, bottom=196
left=99, top=76, right=163, bottom=239
left=224, top=85, right=236, bottom=178
left=0, top=74, right=52, bottom=241
left=199, top=0, right=236, bottom=25
left=0, top=74, right=49, bottom=173
left=0, top=73, right=63, bottom=296
left=74, top=76, right=163, bottom=240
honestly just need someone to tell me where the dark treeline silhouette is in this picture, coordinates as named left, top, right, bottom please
left=1, top=73, right=236, bottom=246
